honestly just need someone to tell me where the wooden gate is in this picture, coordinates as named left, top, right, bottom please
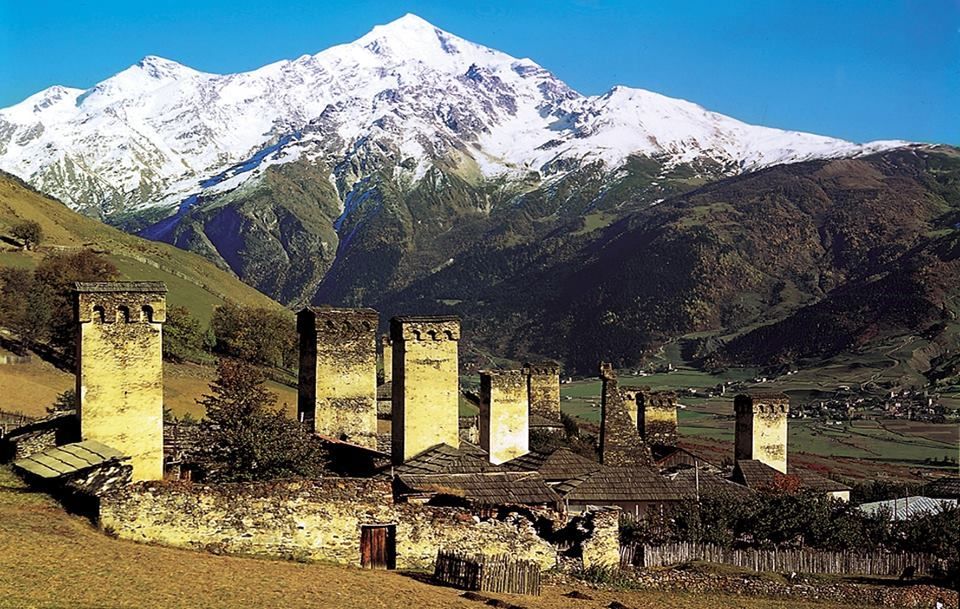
left=360, top=524, right=396, bottom=570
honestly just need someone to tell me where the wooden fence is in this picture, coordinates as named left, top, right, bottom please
left=621, top=542, right=934, bottom=576
left=434, top=550, right=541, bottom=596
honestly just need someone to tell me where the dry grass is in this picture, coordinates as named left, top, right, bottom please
left=0, top=360, right=297, bottom=420
left=0, top=466, right=868, bottom=609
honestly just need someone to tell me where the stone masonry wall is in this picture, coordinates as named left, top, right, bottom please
left=639, top=391, right=678, bottom=447
left=525, top=362, right=561, bottom=421
left=735, top=393, right=789, bottom=474
left=76, top=283, right=165, bottom=482
left=479, top=370, right=529, bottom=465
left=391, top=316, right=461, bottom=463
left=599, top=363, right=654, bottom=467
left=297, top=308, right=378, bottom=449
left=99, top=478, right=557, bottom=571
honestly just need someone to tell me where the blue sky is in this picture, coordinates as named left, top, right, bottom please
left=1, top=0, right=956, bottom=144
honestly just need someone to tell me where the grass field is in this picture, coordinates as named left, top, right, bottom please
left=0, top=359, right=297, bottom=420
left=559, top=366, right=960, bottom=476
left=0, top=465, right=885, bottom=609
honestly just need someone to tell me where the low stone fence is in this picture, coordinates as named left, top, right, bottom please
left=99, top=478, right=558, bottom=571
left=621, top=542, right=935, bottom=576
left=435, top=550, right=541, bottom=595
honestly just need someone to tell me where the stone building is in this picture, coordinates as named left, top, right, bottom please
left=638, top=391, right=679, bottom=447
left=76, top=281, right=166, bottom=482
left=524, top=361, right=561, bottom=421
left=479, top=369, right=529, bottom=465
left=734, top=392, right=789, bottom=474
left=390, top=315, right=461, bottom=463
left=379, top=334, right=392, bottom=385
left=297, top=307, right=379, bottom=449
left=598, top=363, right=654, bottom=467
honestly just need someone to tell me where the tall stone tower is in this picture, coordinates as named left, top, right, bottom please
left=598, top=362, right=654, bottom=467
left=297, top=307, right=378, bottom=448
left=639, top=391, right=679, bottom=447
left=619, top=385, right=651, bottom=429
left=524, top=361, right=561, bottom=421
left=479, top=369, right=529, bottom=465
left=734, top=392, right=789, bottom=473
left=75, top=282, right=166, bottom=482
left=379, top=335, right=392, bottom=385
left=390, top=315, right=461, bottom=463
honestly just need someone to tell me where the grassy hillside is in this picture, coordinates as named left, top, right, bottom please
left=0, top=171, right=283, bottom=325
left=0, top=465, right=888, bottom=609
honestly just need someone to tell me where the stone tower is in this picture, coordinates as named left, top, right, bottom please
left=524, top=361, right=561, bottom=421
left=619, top=385, right=651, bottom=429
left=639, top=391, right=678, bottom=447
left=390, top=315, right=461, bottom=463
left=598, top=362, right=654, bottom=467
left=479, top=369, right=529, bottom=465
left=734, top=392, right=789, bottom=473
left=297, top=307, right=378, bottom=449
left=379, top=334, right=393, bottom=385
left=75, top=282, right=166, bottom=482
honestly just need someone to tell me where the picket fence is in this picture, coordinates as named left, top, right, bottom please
left=434, top=550, right=541, bottom=596
left=620, top=542, right=934, bottom=576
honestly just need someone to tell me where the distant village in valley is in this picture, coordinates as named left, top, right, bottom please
left=0, top=282, right=957, bottom=604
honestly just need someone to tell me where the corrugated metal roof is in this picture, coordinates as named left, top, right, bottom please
left=859, top=496, right=957, bottom=521
left=13, top=440, right=126, bottom=479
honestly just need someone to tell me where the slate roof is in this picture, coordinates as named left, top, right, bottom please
left=923, top=476, right=960, bottom=499
left=732, top=460, right=851, bottom=493
left=502, top=447, right=601, bottom=481
left=394, top=443, right=494, bottom=475
left=859, top=496, right=958, bottom=521
left=557, top=465, right=682, bottom=503
left=14, top=440, right=126, bottom=479
left=397, top=471, right=561, bottom=506
left=670, top=467, right=751, bottom=498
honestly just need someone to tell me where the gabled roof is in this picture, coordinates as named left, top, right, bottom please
left=557, top=466, right=681, bottom=503
left=14, top=440, right=126, bottom=479
left=669, top=467, right=751, bottom=498
left=502, top=447, right=600, bottom=481
left=397, top=471, right=561, bottom=506
left=394, top=443, right=494, bottom=475
left=732, top=460, right=851, bottom=493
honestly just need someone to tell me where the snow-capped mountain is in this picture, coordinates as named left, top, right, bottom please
left=0, top=13, right=906, bottom=219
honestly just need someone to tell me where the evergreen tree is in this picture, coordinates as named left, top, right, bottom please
left=199, top=359, right=325, bottom=482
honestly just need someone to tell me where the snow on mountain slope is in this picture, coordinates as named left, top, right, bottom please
left=0, top=13, right=907, bottom=218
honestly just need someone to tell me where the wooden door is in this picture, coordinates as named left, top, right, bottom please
left=360, top=525, right=396, bottom=569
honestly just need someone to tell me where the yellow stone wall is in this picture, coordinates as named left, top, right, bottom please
left=76, top=283, right=166, bottom=482
left=618, top=386, right=649, bottom=429
left=380, top=335, right=393, bottom=385
left=99, top=479, right=558, bottom=571
left=479, top=370, right=529, bottom=465
left=525, top=362, right=561, bottom=421
left=639, top=391, right=678, bottom=446
left=297, top=308, right=378, bottom=449
left=735, top=393, right=789, bottom=473
left=391, top=316, right=460, bottom=463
